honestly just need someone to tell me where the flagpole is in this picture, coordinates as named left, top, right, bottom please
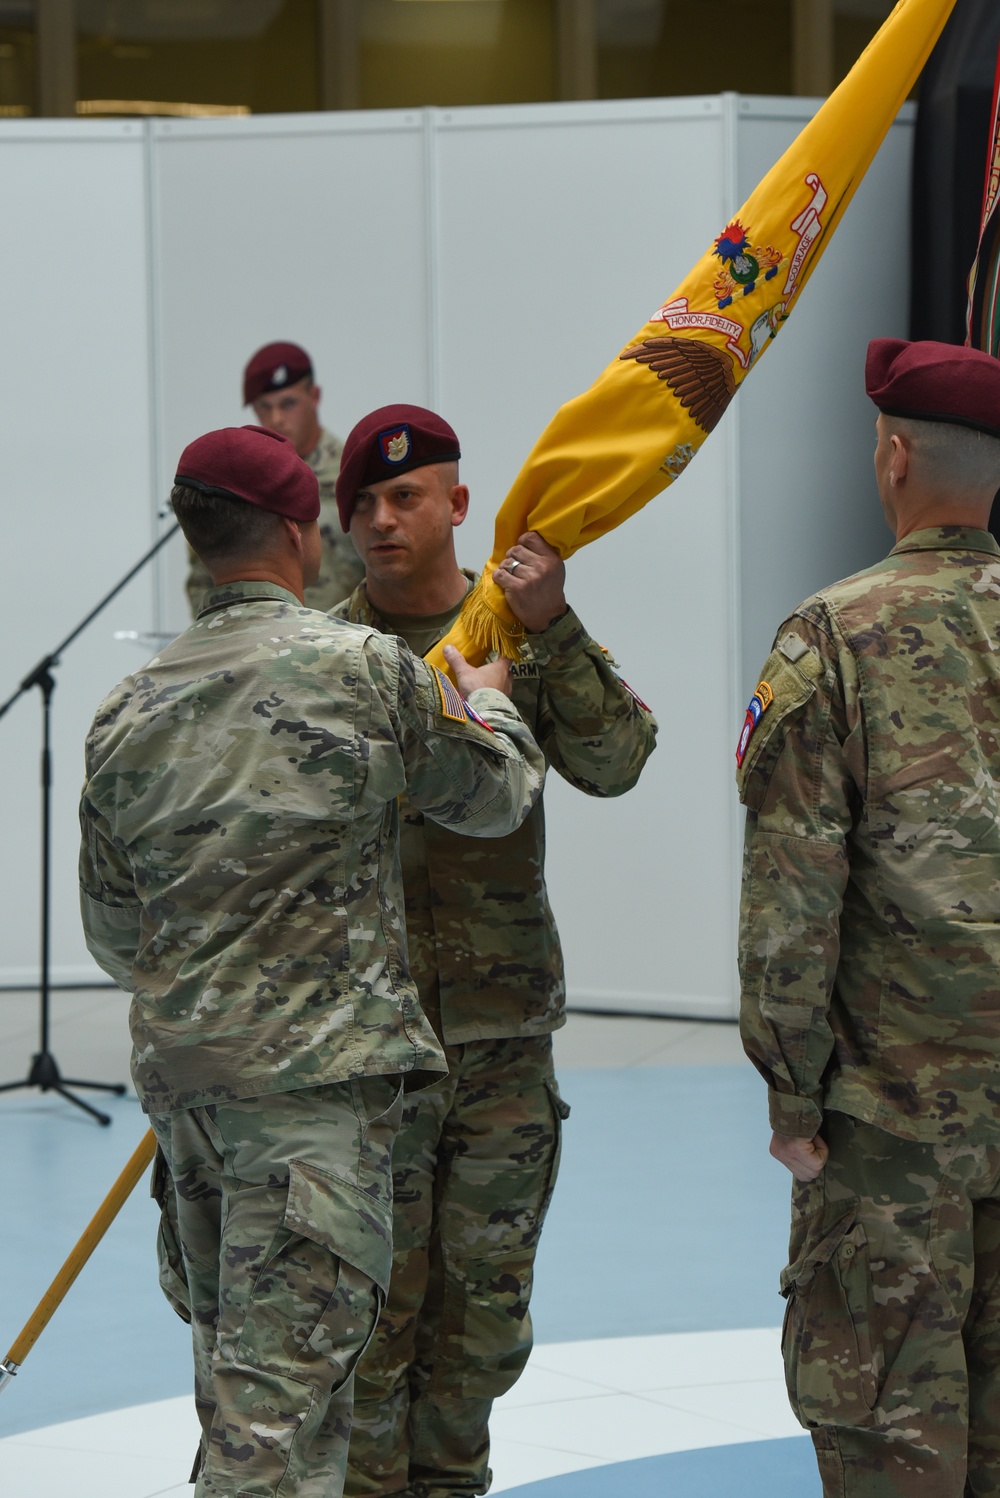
left=0, top=1129, right=157, bottom=1394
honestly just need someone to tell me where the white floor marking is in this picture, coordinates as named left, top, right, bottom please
left=0, top=1328, right=803, bottom=1497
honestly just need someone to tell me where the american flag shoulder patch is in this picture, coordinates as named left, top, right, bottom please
left=432, top=667, right=494, bottom=733
left=433, top=666, right=467, bottom=723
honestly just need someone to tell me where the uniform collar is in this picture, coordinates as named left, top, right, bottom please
left=198, top=580, right=302, bottom=616
left=340, top=568, right=478, bottom=632
left=304, top=425, right=341, bottom=475
left=889, top=526, right=1000, bottom=558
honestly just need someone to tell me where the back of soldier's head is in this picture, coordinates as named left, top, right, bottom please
left=171, top=424, right=320, bottom=564
left=884, top=416, right=1000, bottom=495
left=867, top=337, right=1000, bottom=499
left=172, top=485, right=282, bottom=562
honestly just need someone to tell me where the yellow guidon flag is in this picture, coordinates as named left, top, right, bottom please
left=427, top=0, right=956, bottom=675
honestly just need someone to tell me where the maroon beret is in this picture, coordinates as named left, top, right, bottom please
left=175, top=425, right=320, bottom=522
left=243, top=341, right=313, bottom=405
left=866, top=338, right=1000, bottom=438
left=336, top=404, right=461, bottom=530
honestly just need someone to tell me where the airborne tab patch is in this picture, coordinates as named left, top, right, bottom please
left=735, top=680, right=773, bottom=767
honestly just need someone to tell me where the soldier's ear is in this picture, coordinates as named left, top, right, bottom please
left=449, top=484, right=470, bottom=527
left=282, top=515, right=305, bottom=555
left=888, top=434, right=909, bottom=486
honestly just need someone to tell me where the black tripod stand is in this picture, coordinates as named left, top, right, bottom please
left=0, top=523, right=180, bottom=1125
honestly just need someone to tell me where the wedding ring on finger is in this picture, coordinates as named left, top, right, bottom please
left=508, top=559, right=521, bottom=571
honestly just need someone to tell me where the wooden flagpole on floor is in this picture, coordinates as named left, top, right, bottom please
left=0, top=1128, right=157, bottom=1394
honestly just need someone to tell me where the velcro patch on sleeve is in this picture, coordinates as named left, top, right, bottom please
left=778, top=632, right=810, bottom=664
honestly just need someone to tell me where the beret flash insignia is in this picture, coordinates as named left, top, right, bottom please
left=272, top=364, right=288, bottom=386
left=379, top=425, right=412, bottom=464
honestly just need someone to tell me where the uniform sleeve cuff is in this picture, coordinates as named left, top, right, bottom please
left=767, top=1088, right=824, bottom=1138
left=466, top=686, right=518, bottom=716
left=521, top=606, right=587, bottom=667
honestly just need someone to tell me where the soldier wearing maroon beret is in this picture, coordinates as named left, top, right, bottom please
left=81, top=422, right=547, bottom=1498
left=738, top=340, right=1000, bottom=1497
left=185, top=340, right=364, bottom=616
left=332, top=404, right=658, bottom=1498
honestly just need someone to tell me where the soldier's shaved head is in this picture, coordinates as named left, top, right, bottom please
left=883, top=415, right=1000, bottom=495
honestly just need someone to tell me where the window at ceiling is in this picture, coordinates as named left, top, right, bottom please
left=360, top=0, right=556, bottom=110
left=75, top=0, right=320, bottom=117
left=0, top=1, right=35, bottom=116
left=596, top=0, right=794, bottom=101
left=833, top=0, right=896, bottom=90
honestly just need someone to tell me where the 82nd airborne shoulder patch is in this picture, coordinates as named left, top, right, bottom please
left=735, top=680, right=773, bottom=767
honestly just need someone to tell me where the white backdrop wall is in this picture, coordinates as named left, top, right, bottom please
left=0, top=120, right=156, bottom=993
left=0, top=97, right=913, bottom=1022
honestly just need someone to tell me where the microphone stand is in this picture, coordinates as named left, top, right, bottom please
left=0, top=523, right=180, bottom=1126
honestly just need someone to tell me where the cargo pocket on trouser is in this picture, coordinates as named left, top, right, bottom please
left=780, top=1205, right=882, bottom=1430
left=537, top=1080, right=570, bottom=1234
left=149, top=1145, right=192, bottom=1325
left=438, top=1076, right=569, bottom=1402
left=207, top=1159, right=389, bottom=1498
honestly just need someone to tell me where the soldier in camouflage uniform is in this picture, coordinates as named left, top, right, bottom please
left=79, top=424, right=545, bottom=1498
left=738, top=339, right=1000, bottom=1497
left=329, top=404, right=658, bottom=1497
left=185, top=341, right=364, bottom=615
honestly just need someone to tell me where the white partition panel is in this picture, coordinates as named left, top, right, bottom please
left=431, top=98, right=914, bottom=1017
left=0, top=121, right=154, bottom=988
left=150, top=109, right=432, bottom=637
left=432, top=98, right=741, bottom=1016
left=736, top=98, right=913, bottom=698
left=0, top=98, right=916, bottom=1014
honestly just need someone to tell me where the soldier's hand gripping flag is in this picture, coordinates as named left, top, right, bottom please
left=427, top=0, right=957, bottom=674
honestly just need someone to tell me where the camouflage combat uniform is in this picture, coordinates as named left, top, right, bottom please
left=333, top=575, right=658, bottom=1497
left=738, top=528, right=1000, bottom=1497
left=185, top=428, right=365, bottom=616
left=79, top=580, right=545, bottom=1498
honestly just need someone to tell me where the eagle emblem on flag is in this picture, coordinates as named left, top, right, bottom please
left=618, top=336, right=737, bottom=433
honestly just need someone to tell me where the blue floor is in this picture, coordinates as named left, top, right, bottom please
left=531, top=1065, right=791, bottom=1343
left=504, top=1438, right=817, bottom=1496
left=0, top=1063, right=795, bottom=1463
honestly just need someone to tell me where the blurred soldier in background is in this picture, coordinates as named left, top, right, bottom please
left=185, top=340, right=364, bottom=614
